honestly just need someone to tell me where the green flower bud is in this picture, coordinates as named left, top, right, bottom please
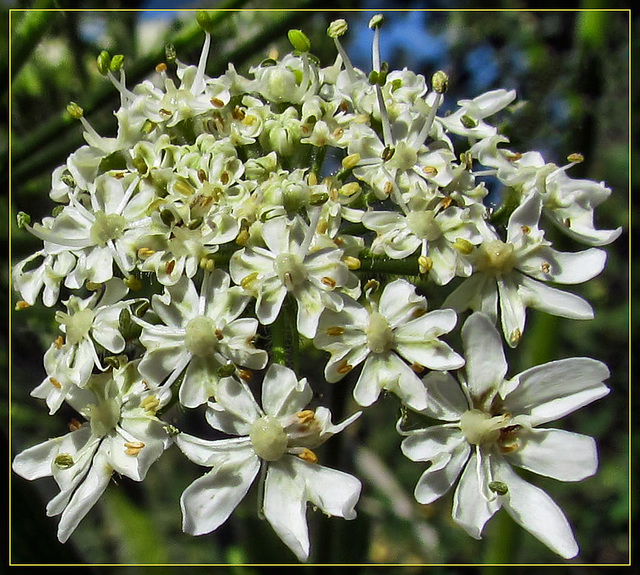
left=460, top=114, right=478, bottom=129
left=97, top=50, right=111, bottom=75
left=432, top=70, right=449, bottom=94
left=196, top=10, right=216, bottom=34
left=109, top=54, right=125, bottom=73
left=165, top=43, right=176, bottom=64
left=327, top=19, right=348, bottom=38
left=369, top=14, right=384, bottom=29
left=67, top=102, right=83, bottom=119
left=288, top=29, right=311, bottom=53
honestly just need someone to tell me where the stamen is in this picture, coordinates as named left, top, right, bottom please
left=124, top=441, right=145, bottom=456
left=297, top=448, right=318, bottom=464
left=296, top=410, right=315, bottom=424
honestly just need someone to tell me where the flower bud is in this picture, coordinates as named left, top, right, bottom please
left=97, top=50, right=111, bottom=76
left=288, top=29, right=311, bottom=52
left=432, top=70, right=449, bottom=94
left=369, top=14, right=384, bottom=29
left=327, top=19, right=348, bottom=38
left=66, top=102, right=83, bottom=119
left=109, top=54, right=125, bottom=73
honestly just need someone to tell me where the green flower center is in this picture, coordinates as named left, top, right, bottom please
left=406, top=210, right=442, bottom=241
left=250, top=416, right=288, bottom=461
left=56, top=308, right=95, bottom=345
left=274, top=253, right=307, bottom=291
left=366, top=311, right=394, bottom=354
left=87, top=397, right=121, bottom=437
left=459, top=409, right=508, bottom=446
left=475, top=240, right=516, bottom=275
left=90, top=211, right=126, bottom=247
left=184, top=316, right=218, bottom=357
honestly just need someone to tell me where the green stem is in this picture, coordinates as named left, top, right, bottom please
left=482, top=509, right=518, bottom=568
left=358, top=250, right=421, bottom=276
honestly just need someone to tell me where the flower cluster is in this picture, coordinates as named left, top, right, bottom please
left=12, top=13, right=618, bottom=563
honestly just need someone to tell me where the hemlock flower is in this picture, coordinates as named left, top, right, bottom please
left=135, top=270, right=267, bottom=408
left=313, top=278, right=464, bottom=411
left=175, top=363, right=362, bottom=562
left=12, top=361, right=172, bottom=543
left=400, top=312, right=610, bottom=559
left=229, top=214, right=358, bottom=339
left=444, top=192, right=607, bottom=346
left=49, top=278, right=132, bottom=388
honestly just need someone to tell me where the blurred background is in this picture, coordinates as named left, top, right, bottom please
left=3, top=1, right=633, bottom=572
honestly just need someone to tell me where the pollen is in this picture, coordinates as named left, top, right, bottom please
left=15, top=300, right=30, bottom=310
left=383, top=181, right=394, bottom=196
left=321, top=276, right=337, bottom=289
left=521, top=225, right=531, bottom=234
left=296, top=410, right=315, bottom=424
left=541, top=262, right=551, bottom=274
left=238, top=369, right=253, bottom=381
left=341, top=153, right=361, bottom=170
left=297, top=448, right=318, bottom=464
left=138, top=247, right=155, bottom=258
left=155, top=62, right=167, bottom=73
left=344, top=256, right=361, bottom=270
left=326, top=326, right=345, bottom=336
left=68, top=418, right=83, bottom=432
left=49, top=377, right=62, bottom=389
left=165, top=260, right=176, bottom=275
left=210, top=97, right=225, bottom=108
left=336, top=360, right=353, bottom=375
left=197, top=169, right=207, bottom=182
left=411, top=362, right=425, bottom=374
left=418, top=255, right=433, bottom=274
left=241, top=271, right=259, bottom=289
left=55, top=335, right=65, bottom=349
left=422, top=165, right=438, bottom=176
left=140, top=395, right=161, bottom=415
left=124, top=441, right=145, bottom=456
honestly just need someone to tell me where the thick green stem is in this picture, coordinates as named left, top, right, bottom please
left=358, top=250, right=421, bottom=276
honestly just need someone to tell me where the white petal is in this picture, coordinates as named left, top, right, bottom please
left=420, top=371, right=469, bottom=421
left=452, top=449, right=500, bottom=539
left=290, top=456, right=361, bottom=520
left=519, top=246, right=607, bottom=284
left=501, top=357, right=610, bottom=426
left=492, top=457, right=579, bottom=559
left=262, top=363, right=312, bottom=419
left=180, top=449, right=260, bottom=536
left=444, top=273, right=498, bottom=319
left=401, top=424, right=466, bottom=463
left=176, top=433, right=253, bottom=467
left=497, top=275, right=527, bottom=347
left=263, top=459, right=310, bottom=561
left=378, top=279, right=426, bottom=327
left=206, top=376, right=262, bottom=434
left=410, top=437, right=470, bottom=505
left=461, top=312, right=507, bottom=399
left=507, top=428, right=598, bottom=481
left=57, top=449, right=112, bottom=543
left=518, top=275, right=594, bottom=320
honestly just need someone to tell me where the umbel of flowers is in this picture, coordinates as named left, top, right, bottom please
left=12, top=12, right=619, bottom=563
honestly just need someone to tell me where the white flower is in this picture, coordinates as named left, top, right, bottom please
left=24, top=173, right=152, bottom=288
left=135, top=270, right=267, bottom=408
left=49, top=278, right=132, bottom=388
left=362, top=201, right=485, bottom=285
left=12, top=249, right=76, bottom=307
left=444, top=192, right=607, bottom=346
left=175, top=363, right=362, bottom=562
left=12, top=361, right=172, bottom=543
left=229, top=214, right=357, bottom=339
left=313, top=279, right=464, bottom=411
left=400, top=312, right=610, bottom=559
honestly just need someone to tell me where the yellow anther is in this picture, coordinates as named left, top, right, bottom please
left=165, top=260, right=176, bottom=275
left=383, top=181, right=394, bottom=196
left=68, top=418, right=83, bottom=431
left=567, top=153, right=584, bottom=163
left=509, top=328, right=522, bottom=346
left=197, top=169, right=207, bottom=183
left=220, top=171, right=230, bottom=185
left=521, top=225, right=531, bottom=234
left=344, top=256, right=361, bottom=270
left=238, top=369, right=253, bottom=381
left=174, top=179, right=194, bottom=196
left=308, top=172, right=318, bottom=186
left=49, top=377, right=62, bottom=389
left=339, top=182, right=361, bottom=197
left=296, top=410, right=315, bottom=424
left=232, top=105, right=246, bottom=121
left=159, top=108, right=173, bottom=118
left=422, top=165, right=438, bottom=176
left=210, top=97, right=225, bottom=108
left=15, top=300, right=30, bottom=311
left=440, top=197, right=453, bottom=210
left=236, top=229, right=250, bottom=246
left=317, top=219, right=329, bottom=235
left=332, top=127, right=344, bottom=139
left=321, top=276, right=337, bottom=289
left=55, top=336, right=65, bottom=350
left=155, top=62, right=167, bottom=73
left=326, top=326, right=345, bottom=336
left=453, top=238, right=474, bottom=255
left=336, top=360, right=353, bottom=375
left=541, top=262, right=551, bottom=274
left=341, top=153, right=361, bottom=170
left=508, top=152, right=523, bottom=162
left=199, top=257, right=215, bottom=272
left=86, top=281, right=102, bottom=291
left=124, top=441, right=145, bottom=456
left=411, top=362, right=425, bottom=374
left=418, top=255, right=433, bottom=274
left=137, top=247, right=155, bottom=259
left=411, top=306, right=427, bottom=319
left=214, top=329, right=224, bottom=340
left=297, top=448, right=318, bottom=464
left=140, top=395, right=160, bottom=415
